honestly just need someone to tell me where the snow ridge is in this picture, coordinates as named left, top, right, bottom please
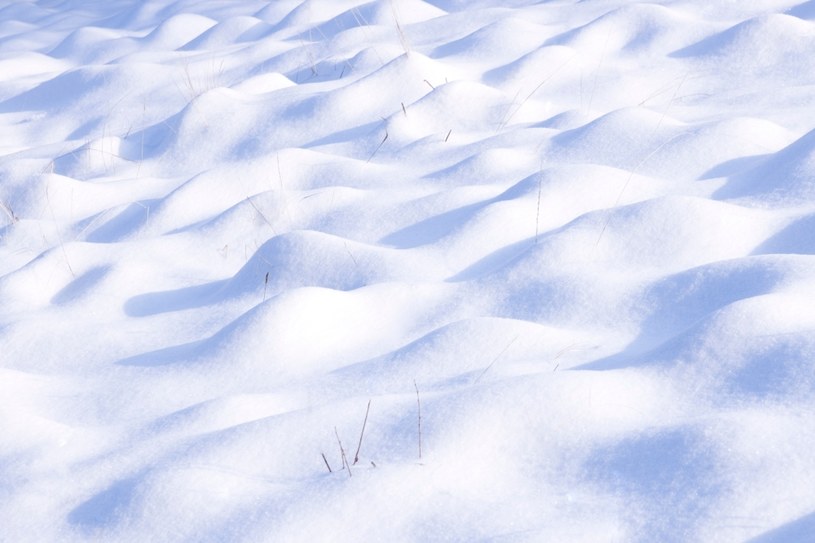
left=1, top=1, right=814, bottom=541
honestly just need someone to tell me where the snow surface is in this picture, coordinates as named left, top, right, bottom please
left=1, top=0, right=815, bottom=541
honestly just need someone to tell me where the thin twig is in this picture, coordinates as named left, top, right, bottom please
left=497, top=53, right=576, bottom=132
left=474, top=335, right=519, bottom=384
left=344, top=241, right=359, bottom=268
left=334, top=427, right=351, bottom=478
left=401, top=102, right=407, bottom=117
left=414, top=380, right=422, bottom=460
left=263, top=272, right=269, bottom=302
left=321, top=452, right=333, bottom=473
left=594, top=73, right=688, bottom=249
left=391, top=0, right=410, bottom=54
left=276, top=152, right=284, bottom=190
left=367, top=129, right=388, bottom=163
left=444, top=129, right=452, bottom=142
left=353, top=399, right=372, bottom=465
left=247, top=195, right=276, bottom=234
left=0, top=200, right=17, bottom=224
left=654, top=71, right=688, bottom=134
left=594, top=131, right=689, bottom=247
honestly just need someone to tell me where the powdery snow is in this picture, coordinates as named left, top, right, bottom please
left=1, top=1, right=814, bottom=541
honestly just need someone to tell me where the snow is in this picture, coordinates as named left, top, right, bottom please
left=1, top=0, right=814, bottom=541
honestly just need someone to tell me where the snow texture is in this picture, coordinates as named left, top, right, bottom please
left=1, top=1, right=814, bottom=541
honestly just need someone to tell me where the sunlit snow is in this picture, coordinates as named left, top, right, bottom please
left=1, top=1, right=814, bottom=541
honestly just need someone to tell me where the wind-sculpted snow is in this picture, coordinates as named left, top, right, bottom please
left=1, top=1, right=815, bottom=541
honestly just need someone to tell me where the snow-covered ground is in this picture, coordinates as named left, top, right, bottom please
left=1, top=0, right=814, bottom=541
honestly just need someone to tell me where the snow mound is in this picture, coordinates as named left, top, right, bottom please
left=1, top=1, right=814, bottom=541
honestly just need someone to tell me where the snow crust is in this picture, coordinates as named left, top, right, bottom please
left=1, top=1, right=814, bottom=541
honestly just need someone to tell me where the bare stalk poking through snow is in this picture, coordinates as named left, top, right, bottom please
left=367, top=128, right=389, bottom=163
left=335, top=427, right=351, bottom=478
left=414, top=380, right=422, bottom=460
left=391, top=0, right=410, bottom=55
left=353, top=399, right=372, bottom=465
left=321, top=452, right=333, bottom=473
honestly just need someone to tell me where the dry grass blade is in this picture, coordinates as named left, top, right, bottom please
left=0, top=200, right=17, bottom=224
left=473, top=335, right=519, bottom=384
left=353, top=399, right=372, bottom=465
left=390, top=0, right=410, bottom=54
left=335, top=426, right=351, bottom=478
left=367, top=129, right=389, bottom=163
left=247, top=195, right=276, bottom=234
left=497, top=53, right=576, bottom=132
